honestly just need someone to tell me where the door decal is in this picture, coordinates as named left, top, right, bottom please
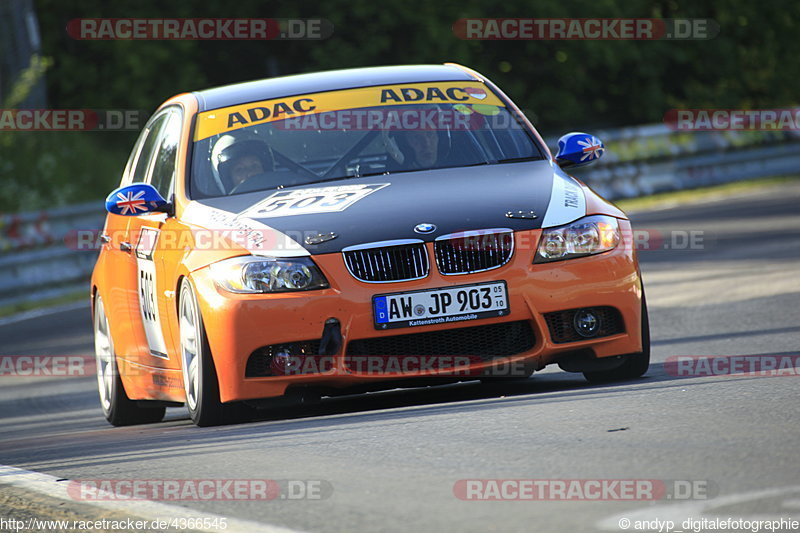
left=135, top=227, right=169, bottom=359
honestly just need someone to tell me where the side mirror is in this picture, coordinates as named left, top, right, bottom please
left=105, top=183, right=170, bottom=216
left=555, top=132, right=605, bottom=169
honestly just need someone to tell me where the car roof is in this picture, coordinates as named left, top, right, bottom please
left=192, top=64, right=479, bottom=111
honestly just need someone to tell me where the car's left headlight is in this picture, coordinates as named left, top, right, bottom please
left=534, top=215, right=621, bottom=263
left=209, top=256, right=330, bottom=293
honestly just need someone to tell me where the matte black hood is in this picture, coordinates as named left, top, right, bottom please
left=198, top=160, right=558, bottom=255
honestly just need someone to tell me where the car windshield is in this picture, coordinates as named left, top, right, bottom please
left=189, top=83, right=545, bottom=198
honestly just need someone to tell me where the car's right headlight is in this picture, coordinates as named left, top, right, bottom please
left=209, top=256, right=329, bottom=293
left=534, top=215, right=621, bottom=263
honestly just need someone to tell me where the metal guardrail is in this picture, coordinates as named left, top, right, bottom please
left=0, top=202, right=102, bottom=307
left=561, top=124, right=800, bottom=199
left=1, top=124, right=799, bottom=308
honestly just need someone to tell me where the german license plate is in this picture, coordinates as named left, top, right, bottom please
left=373, top=281, right=509, bottom=329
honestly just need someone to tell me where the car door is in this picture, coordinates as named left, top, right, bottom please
left=118, top=107, right=181, bottom=369
left=99, top=110, right=168, bottom=366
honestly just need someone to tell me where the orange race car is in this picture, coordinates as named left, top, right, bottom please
left=91, top=63, right=649, bottom=427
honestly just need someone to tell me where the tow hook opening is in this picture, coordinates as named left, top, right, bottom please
left=319, top=317, right=343, bottom=356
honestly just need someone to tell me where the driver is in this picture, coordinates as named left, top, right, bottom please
left=383, top=113, right=452, bottom=170
left=405, top=129, right=440, bottom=167
left=211, top=134, right=275, bottom=192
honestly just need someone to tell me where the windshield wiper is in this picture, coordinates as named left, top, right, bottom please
left=293, top=170, right=392, bottom=187
left=294, top=160, right=501, bottom=187
left=293, top=176, right=361, bottom=187
left=494, top=156, right=544, bottom=164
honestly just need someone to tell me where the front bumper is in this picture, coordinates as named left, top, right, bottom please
left=191, top=226, right=643, bottom=403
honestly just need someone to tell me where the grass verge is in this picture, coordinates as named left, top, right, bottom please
left=614, top=175, right=799, bottom=212
left=0, top=290, right=87, bottom=319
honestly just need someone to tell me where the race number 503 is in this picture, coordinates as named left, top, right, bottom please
left=240, top=183, right=389, bottom=218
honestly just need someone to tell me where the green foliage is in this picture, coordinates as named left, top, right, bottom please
left=3, top=54, right=53, bottom=108
left=0, top=131, right=133, bottom=210
left=1, top=0, right=796, bottom=212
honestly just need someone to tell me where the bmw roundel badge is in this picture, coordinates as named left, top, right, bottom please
left=414, top=223, right=436, bottom=234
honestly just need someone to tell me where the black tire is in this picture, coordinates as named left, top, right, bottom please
left=583, top=294, right=650, bottom=384
left=94, top=294, right=165, bottom=426
left=179, top=278, right=228, bottom=426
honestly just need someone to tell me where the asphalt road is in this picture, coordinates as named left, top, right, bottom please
left=1, top=182, right=798, bottom=533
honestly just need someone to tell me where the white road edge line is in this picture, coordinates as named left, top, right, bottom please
left=0, top=464, right=309, bottom=533
left=0, top=300, right=88, bottom=327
